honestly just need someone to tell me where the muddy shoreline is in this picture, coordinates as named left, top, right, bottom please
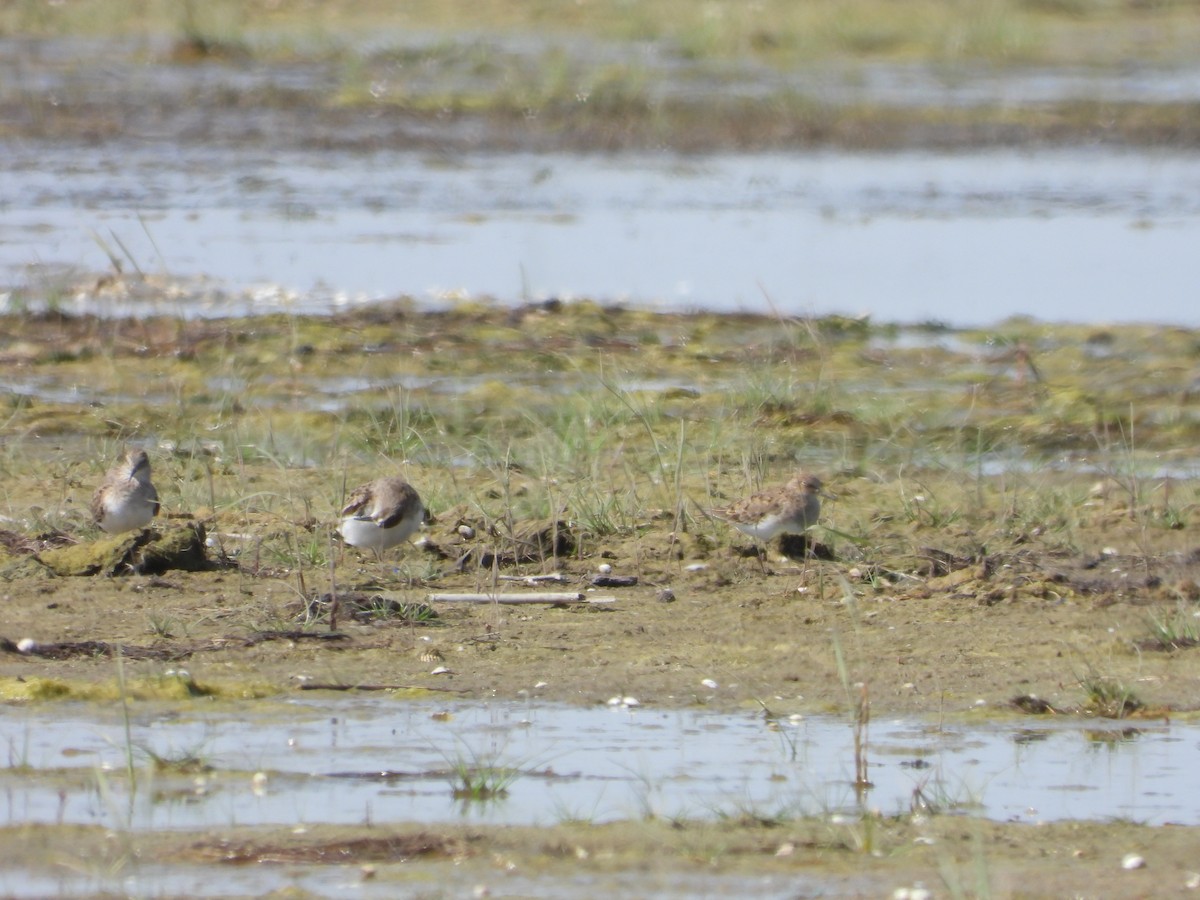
left=4, top=13, right=1200, bottom=895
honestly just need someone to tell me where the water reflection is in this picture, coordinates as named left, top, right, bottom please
left=0, top=698, right=1191, bottom=833
left=4, top=150, right=1198, bottom=326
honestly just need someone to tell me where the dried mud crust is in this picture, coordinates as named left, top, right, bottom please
left=2, top=521, right=1198, bottom=719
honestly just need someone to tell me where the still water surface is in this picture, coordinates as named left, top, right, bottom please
left=2, top=697, right=1193, bottom=898
left=4, top=147, right=1196, bottom=326
left=2, top=697, right=1193, bottom=831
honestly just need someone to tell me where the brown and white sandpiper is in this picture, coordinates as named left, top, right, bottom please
left=337, top=477, right=426, bottom=555
left=91, top=448, right=160, bottom=534
left=710, top=472, right=829, bottom=542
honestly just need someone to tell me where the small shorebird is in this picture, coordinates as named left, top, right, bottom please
left=709, top=472, right=829, bottom=548
left=337, top=477, right=426, bottom=555
left=91, top=449, right=160, bottom=534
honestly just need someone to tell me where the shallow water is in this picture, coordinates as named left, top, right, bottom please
left=0, top=697, right=1194, bottom=898
left=4, top=146, right=1198, bottom=326
left=1, top=697, right=1192, bottom=833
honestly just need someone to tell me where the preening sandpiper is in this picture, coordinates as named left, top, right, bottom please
left=337, top=477, right=426, bottom=555
left=91, top=448, right=161, bottom=534
left=710, top=472, right=828, bottom=543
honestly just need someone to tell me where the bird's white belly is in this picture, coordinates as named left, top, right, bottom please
left=339, top=516, right=410, bottom=550
left=733, top=513, right=807, bottom=541
left=99, top=501, right=155, bottom=534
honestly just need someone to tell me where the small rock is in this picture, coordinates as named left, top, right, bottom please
left=657, top=588, right=676, bottom=603
left=1122, top=853, right=1146, bottom=870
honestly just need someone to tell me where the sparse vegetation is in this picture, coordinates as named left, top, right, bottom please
left=1, top=2, right=1199, bottom=894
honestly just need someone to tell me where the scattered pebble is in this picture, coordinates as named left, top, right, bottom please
left=657, top=588, right=676, bottom=603
left=457, top=524, right=475, bottom=539
left=597, top=563, right=613, bottom=575
left=700, top=678, right=718, bottom=690
left=1122, top=853, right=1147, bottom=870
left=684, top=563, right=708, bottom=572
left=607, top=696, right=640, bottom=708
left=430, top=666, right=452, bottom=675
left=16, top=638, right=37, bottom=653
left=775, top=842, right=795, bottom=857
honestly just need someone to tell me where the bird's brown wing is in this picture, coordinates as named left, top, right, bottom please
left=89, top=487, right=107, bottom=524
left=377, top=482, right=422, bottom=529
left=339, top=484, right=374, bottom=518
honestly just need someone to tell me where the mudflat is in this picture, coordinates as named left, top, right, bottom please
left=2, top=304, right=1198, bottom=897
left=3, top=2, right=1200, bottom=893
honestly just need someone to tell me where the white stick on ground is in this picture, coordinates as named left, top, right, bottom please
left=427, top=592, right=614, bottom=605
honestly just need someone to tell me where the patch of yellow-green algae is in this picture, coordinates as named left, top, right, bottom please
left=7, top=0, right=1200, bottom=68
left=0, top=674, right=278, bottom=703
left=32, top=523, right=207, bottom=577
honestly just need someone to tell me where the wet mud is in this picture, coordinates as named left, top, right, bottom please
left=3, top=12, right=1200, bottom=894
left=1, top=303, right=1199, bottom=896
